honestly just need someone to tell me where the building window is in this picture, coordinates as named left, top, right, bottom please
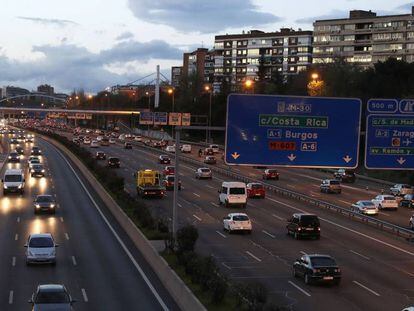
left=343, top=46, right=354, bottom=52
left=344, top=35, right=355, bottom=41
left=407, top=43, right=414, bottom=50
left=248, top=49, right=260, bottom=56
left=224, top=50, right=231, bottom=56
left=224, top=41, right=232, bottom=48
left=237, top=49, right=247, bottom=56
left=297, top=46, right=309, bottom=53
left=214, top=42, right=224, bottom=49
left=297, top=66, right=307, bottom=72
left=298, top=56, right=309, bottom=63
left=344, top=24, right=355, bottom=30
left=408, top=32, right=414, bottom=39
left=289, top=66, right=296, bottom=72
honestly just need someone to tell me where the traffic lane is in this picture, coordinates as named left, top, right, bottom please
left=109, top=145, right=414, bottom=309
left=38, top=138, right=177, bottom=310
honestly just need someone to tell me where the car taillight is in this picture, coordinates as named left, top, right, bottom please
left=317, top=227, right=321, bottom=231
left=335, top=268, right=340, bottom=273
left=297, top=227, right=302, bottom=231
left=313, top=269, right=320, bottom=273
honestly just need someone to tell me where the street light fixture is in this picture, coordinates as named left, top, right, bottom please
left=244, top=79, right=254, bottom=94
left=311, top=73, right=319, bottom=81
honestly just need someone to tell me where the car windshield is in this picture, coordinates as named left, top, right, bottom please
left=329, top=180, right=340, bottom=185
left=310, top=257, right=337, bottom=267
left=229, top=187, right=245, bottom=195
left=360, top=201, right=375, bottom=206
left=401, top=184, right=412, bottom=189
left=268, top=169, right=277, bottom=173
left=4, top=175, right=22, bottom=182
left=110, top=158, right=119, bottom=162
left=300, top=215, right=320, bottom=226
left=201, top=169, right=210, bottom=173
left=233, top=215, right=249, bottom=221
left=33, top=165, right=43, bottom=170
left=29, top=237, right=53, bottom=248
left=30, top=159, right=40, bottom=163
left=10, top=153, right=18, bottom=156
left=383, top=196, right=395, bottom=200
left=35, top=290, right=70, bottom=304
left=167, top=176, right=175, bottom=182
left=251, top=184, right=263, bottom=189
left=36, top=196, right=53, bottom=203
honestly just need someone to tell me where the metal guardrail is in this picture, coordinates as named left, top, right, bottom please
left=132, top=141, right=414, bottom=242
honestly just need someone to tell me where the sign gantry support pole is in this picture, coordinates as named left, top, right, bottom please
left=172, top=127, right=180, bottom=241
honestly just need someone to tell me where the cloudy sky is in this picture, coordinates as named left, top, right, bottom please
left=0, top=0, right=412, bottom=93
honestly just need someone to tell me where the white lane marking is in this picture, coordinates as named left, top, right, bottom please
left=8, top=290, right=13, bottom=304
left=179, top=173, right=184, bottom=176
left=72, top=256, right=77, bottom=266
left=52, top=145, right=169, bottom=311
left=286, top=184, right=295, bottom=188
left=288, top=281, right=311, bottom=297
left=272, top=214, right=284, bottom=221
left=221, top=262, right=232, bottom=270
left=193, top=192, right=200, bottom=197
left=206, top=185, right=214, bottom=189
left=192, top=214, right=202, bottom=221
left=216, top=231, right=227, bottom=238
left=14, top=234, right=18, bottom=241
left=81, top=288, right=89, bottom=302
left=211, top=202, right=219, bottom=207
left=350, top=250, right=370, bottom=260
left=300, top=251, right=307, bottom=255
left=338, top=199, right=352, bottom=205
left=246, top=251, right=262, bottom=262
left=262, top=230, right=276, bottom=239
left=65, top=233, right=70, bottom=240
left=353, top=280, right=380, bottom=296
left=16, top=217, right=20, bottom=223
left=268, top=197, right=414, bottom=257
left=12, top=257, right=16, bottom=267
left=60, top=217, right=64, bottom=222
left=379, top=211, right=390, bottom=217
left=177, top=203, right=182, bottom=208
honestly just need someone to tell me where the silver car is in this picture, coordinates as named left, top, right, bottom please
left=25, top=233, right=58, bottom=265
left=351, top=200, right=379, bottom=216
left=195, top=167, right=212, bottom=179
left=29, top=284, right=75, bottom=311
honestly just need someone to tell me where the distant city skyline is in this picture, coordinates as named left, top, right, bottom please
left=0, top=0, right=412, bottom=92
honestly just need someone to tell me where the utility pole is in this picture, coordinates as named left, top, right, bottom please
left=155, top=65, right=160, bottom=108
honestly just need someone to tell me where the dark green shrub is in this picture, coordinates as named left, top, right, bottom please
left=176, top=225, right=198, bottom=254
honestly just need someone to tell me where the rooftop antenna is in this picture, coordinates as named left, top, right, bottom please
left=201, top=41, right=204, bottom=48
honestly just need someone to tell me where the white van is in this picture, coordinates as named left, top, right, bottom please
left=209, top=144, right=220, bottom=154
left=218, top=182, right=247, bottom=208
left=180, top=144, right=192, bottom=153
left=2, top=169, right=25, bottom=194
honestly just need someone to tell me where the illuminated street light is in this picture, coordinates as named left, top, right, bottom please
left=75, top=96, right=79, bottom=100
left=311, top=73, right=319, bottom=81
left=167, top=88, right=174, bottom=95
left=88, top=94, right=93, bottom=99
left=245, top=79, right=253, bottom=88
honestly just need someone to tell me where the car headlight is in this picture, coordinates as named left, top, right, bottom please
left=41, top=169, right=45, bottom=172
left=8, top=156, right=11, bottom=159
left=35, top=204, right=40, bottom=208
left=3, top=185, right=7, bottom=189
left=18, top=184, right=22, bottom=189
left=50, top=204, right=55, bottom=208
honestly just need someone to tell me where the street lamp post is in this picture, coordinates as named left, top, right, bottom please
left=168, top=88, right=175, bottom=138
left=204, top=85, right=213, bottom=143
left=244, top=79, right=254, bottom=94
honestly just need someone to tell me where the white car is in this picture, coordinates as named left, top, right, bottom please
left=83, top=138, right=91, bottom=145
left=372, top=194, right=398, bottom=210
left=209, top=144, right=220, bottom=153
left=118, top=134, right=126, bottom=141
left=96, top=136, right=103, bottom=142
left=25, top=233, right=58, bottom=265
left=90, top=140, right=99, bottom=148
left=195, top=167, right=212, bottom=179
left=134, top=136, right=142, bottom=142
left=109, top=138, right=116, bottom=144
left=165, top=145, right=176, bottom=153
left=223, top=213, right=252, bottom=233
left=390, top=184, right=413, bottom=196
left=351, top=200, right=379, bottom=215
left=28, top=157, right=41, bottom=168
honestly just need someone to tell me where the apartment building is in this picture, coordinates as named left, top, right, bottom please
left=171, top=66, right=183, bottom=87
left=313, top=7, right=414, bottom=66
left=182, top=48, right=215, bottom=87
left=213, top=28, right=313, bottom=89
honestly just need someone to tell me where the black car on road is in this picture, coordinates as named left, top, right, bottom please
left=34, top=195, right=56, bottom=214
left=293, top=254, right=341, bottom=285
left=29, top=284, right=76, bottom=310
left=108, top=157, right=120, bottom=168
left=287, top=213, right=320, bottom=239
left=124, top=142, right=132, bottom=149
left=159, top=155, right=171, bottom=164
left=333, top=169, right=355, bottom=183
left=8, top=152, right=20, bottom=163
left=96, top=151, right=106, bottom=160
left=30, top=164, right=45, bottom=177
left=400, top=194, right=414, bottom=208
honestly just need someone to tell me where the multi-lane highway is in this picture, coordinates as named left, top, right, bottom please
left=0, top=132, right=178, bottom=310
left=75, top=136, right=414, bottom=311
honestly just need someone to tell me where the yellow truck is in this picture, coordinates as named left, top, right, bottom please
left=135, top=169, right=165, bottom=198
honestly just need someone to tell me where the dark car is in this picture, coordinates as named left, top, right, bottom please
left=10, top=138, right=19, bottom=144
left=163, top=175, right=181, bottom=191
left=204, top=148, right=214, bottom=156
left=29, top=284, right=76, bottom=310
left=15, top=145, right=24, bottom=155
left=159, top=155, right=171, bottom=164
left=30, top=164, right=45, bottom=177
left=333, top=169, right=355, bottom=183
left=96, top=151, right=106, bottom=160
left=293, top=254, right=341, bottom=285
left=34, top=195, right=56, bottom=214
left=400, top=194, right=414, bottom=208
left=8, top=152, right=20, bottom=163
left=204, top=156, right=217, bottom=164
left=108, top=157, right=120, bottom=168
left=124, top=142, right=132, bottom=149
left=31, top=146, right=42, bottom=156
left=263, top=169, right=279, bottom=180
left=287, top=213, right=320, bottom=239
